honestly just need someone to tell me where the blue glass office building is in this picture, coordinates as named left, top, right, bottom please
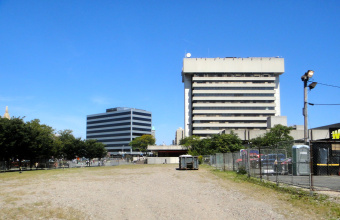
left=86, top=107, right=152, bottom=155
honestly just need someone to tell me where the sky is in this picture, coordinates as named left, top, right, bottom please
left=1, top=0, right=340, bottom=145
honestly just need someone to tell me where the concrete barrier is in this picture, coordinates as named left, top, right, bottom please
left=147, top=157, right=179, bottom=164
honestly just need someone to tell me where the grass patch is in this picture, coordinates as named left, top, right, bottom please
left=205, top=165, right=340, bottom=219
left=0, top=202, right=86, bottom=220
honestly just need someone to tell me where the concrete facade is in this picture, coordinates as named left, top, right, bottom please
left=86, top=107, right=152, bottom=155
left=175, top=127, right=184, bottom=145
left=182, top=57, right=284, bottom=138
left=147, top=145, right=187, bottom=157
left=220, top=120, right=337, bottom=143
left=147, top=157, right=179, bottom=164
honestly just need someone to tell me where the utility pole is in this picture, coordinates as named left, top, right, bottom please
left=301, top=70, right=315, bottom=144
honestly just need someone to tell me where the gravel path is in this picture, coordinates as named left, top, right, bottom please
left=0, top=164, right=321, bottom=219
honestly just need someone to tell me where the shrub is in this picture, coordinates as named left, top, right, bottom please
left=198, top=155, right=203, bottom=164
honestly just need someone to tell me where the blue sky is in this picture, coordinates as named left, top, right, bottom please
left=1, top=0, right=339, bottom=145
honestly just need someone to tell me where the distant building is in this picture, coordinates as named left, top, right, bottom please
left=182, top=57, right=284, bottom=138
left=175, top=127, right=184, bottom=145
left=219, top=117, right=340, bottom=143
left=151, top=126, right=156, bottom=138
left=3, top=106, right=10, bottom=119
left=86, top=107, right=152, bottom=156
left=148, top=145, right=188, bottom=157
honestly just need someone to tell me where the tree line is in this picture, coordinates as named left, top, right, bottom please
left=0, top=117, right=107, bottom=167
left=180, top=125, right=294, bottom=155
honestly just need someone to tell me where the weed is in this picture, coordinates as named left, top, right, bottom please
left=208, top=167, right=340, bottom=219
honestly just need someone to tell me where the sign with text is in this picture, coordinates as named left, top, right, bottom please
left=330, top=128, right=340, bottom=140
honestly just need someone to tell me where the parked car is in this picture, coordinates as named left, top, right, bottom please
left=236, top=153, right=260, bottom=168
left=261, top=154, right=286, bottom=167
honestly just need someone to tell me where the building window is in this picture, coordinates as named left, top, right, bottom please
left=332, top=144, right=340, bottom=156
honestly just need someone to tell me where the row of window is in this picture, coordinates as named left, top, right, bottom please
left=133, top=122, right=152, bottom=127
left=87, top=122, right=151, bottom=129
left=133, top=111, right=152, bottom=117
left=133, top=116, right=152, bottom=122
left=87, top=122, right=130, bottom=129
left=193, top=107, right=275, bottom=110
left=194, top=81, right=274, bottom=84
left=193, top=114, right=275, bottom=117
left=87, top=111, right=131, bottom=120
left=87, top=117, right=130, bottom=125
left=193, top=87, right=274, bottom=90
left=88, top=132, right=150, bottom=139
left=106, top=144, right=130, bottom=147
left=193, top=73, right=274, bottom=77
left=193, top=127, right=266, bottom=130
left=86, top=127, right=151, bottom=135
left=87, top=127, right=130, bottom=134
left=193, top=120, right=265, bottom=123
left=193, top=100, right=274, bottom=104
left=87, top=117, right=151, bottom=125
left=97, top=138, right=131, bottom=142
left=87, top=133, right=130, bottom=139
left=193, top=94, right=274, bottom=97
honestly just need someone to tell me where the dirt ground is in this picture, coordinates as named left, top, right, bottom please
left=0, top=164, right=330, bottom=219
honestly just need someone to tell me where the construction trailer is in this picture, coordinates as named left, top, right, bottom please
left=178, top=155, right=199, bottom=170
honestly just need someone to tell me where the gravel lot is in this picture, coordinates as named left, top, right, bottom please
left=0, top=164, right=325, bottom=219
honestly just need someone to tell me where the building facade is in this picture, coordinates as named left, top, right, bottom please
left=86, top=107, right=152, bottom=155
left=175, top=127, right=184, bottom=145
left=182, top=57, right=284, bottom=137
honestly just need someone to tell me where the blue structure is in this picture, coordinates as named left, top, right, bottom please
left=86, top=107, right=152, bottom=156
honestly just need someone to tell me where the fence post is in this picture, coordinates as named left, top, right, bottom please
left=247, top=148, right=251, bottom=178
left=232, top=153, right=235, bottom=171
left=223, top=153, right=226, bottom=171
left=275, top=144, right=279, bottom=186
left=309, top=142, right=314, bottom=196
left=259, top=147, right=262, bottom=180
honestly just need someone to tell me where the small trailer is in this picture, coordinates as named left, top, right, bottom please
left=178, top=155, right=199, bottom=170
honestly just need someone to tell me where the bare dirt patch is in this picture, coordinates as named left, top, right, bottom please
left=0, top=164, right=327, bottom=219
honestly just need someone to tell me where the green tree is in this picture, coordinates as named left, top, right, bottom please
left=84, top=139, right=107, bottom=164
left=26, top=119, right=56, bottom=161
left=129, top=134, right=155, bottom=152
left=0, top=117, right=32, bottom=167
left=180, top=135, right=201, bottom=149
left=189, top=138, right=212, bottom=155
left=211, top=132, right=243, bottom=153
left=0, top=117, right=14, bottom=161
left=57, top=129, right=79, bottom=160
left=181, top=133, right=243, bottom=155
left=250, top=124, right=294, bottom=148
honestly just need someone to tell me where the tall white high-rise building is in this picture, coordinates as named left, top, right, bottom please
left=182, top=57, right=284, bottom=138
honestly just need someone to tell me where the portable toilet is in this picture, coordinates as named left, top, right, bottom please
left=179, top=155, right=199, bottom=170
left=292, top=145, right=310, bottom=176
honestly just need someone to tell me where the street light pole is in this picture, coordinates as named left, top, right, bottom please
left=303, top=78, right=308, bottom=144
left=301, top=70, right=315, bottom=145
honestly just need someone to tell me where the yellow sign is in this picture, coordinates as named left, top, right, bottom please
left=331, top=129, right=340, bottom=140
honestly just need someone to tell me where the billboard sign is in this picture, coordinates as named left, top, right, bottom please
left=330, top=128, right=340, bottom=140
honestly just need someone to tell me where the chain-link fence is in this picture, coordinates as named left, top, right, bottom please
left=0, top=158, right=133, bottom=172
left=210, top=140, right=340, bottom=192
